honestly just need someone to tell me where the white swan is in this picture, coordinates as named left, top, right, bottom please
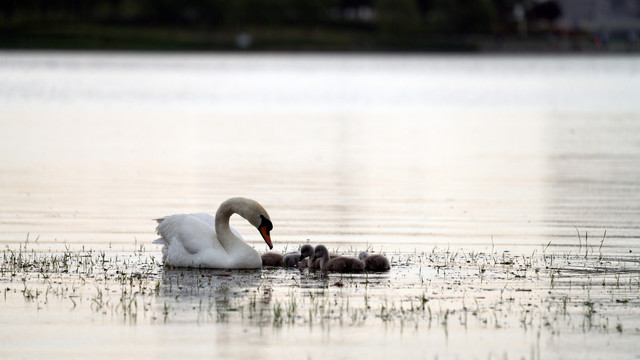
left=153, top=197, right=273, bottom=269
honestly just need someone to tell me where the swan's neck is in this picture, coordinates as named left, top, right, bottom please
left=214, top=204, right=240, bottom=252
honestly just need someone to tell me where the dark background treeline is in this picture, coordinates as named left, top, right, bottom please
left=0, top=0, right=569, bottom=51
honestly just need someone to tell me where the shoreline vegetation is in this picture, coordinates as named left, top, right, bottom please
left=4, top=26, right=638, bottom=53
left=2, top=1, right=639, bottom=52
left=2, top=241, right=639, bottom=332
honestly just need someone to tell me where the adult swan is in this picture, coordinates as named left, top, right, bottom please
left=153, top=197, right=273, bottom=269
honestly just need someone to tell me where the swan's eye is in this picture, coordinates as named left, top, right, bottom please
left=259, top=215, right=273, bottom=231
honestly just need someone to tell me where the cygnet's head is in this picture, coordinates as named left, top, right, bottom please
left=313, top=244, right=329, bottom=260
left=358, top=251, right=370, bottom=261
left=283, top=253, right=300, bottom=267
left=300, top=244, right=314, bottom=260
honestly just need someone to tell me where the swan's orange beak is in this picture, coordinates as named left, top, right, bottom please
left=259, top=225, right=273, bottom=249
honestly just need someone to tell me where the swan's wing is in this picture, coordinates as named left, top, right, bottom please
left=191, top=213, right=246, bottom=242
left=156, top=214, right=224, bottom=254
left=191, top=213, right=215, bottom=225
left=190, top=213, right=245, bottom=241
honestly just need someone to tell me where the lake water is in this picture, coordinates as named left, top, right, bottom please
left=1, top=52, right=639, bottom=254
left=1, top=52, right=640, bottom=359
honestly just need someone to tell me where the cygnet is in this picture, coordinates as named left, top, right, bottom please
left=283, top=252, right=302, bottom=267
left=261, top=252, right=283, bottom=267
left=313, top=245, right=364, bottom=273
left=358, top=251, right=390, bottom=272
left=297, top=244, right=315, bottom=269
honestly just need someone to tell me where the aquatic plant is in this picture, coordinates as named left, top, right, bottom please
left=1, top=242, right=638, bottom=337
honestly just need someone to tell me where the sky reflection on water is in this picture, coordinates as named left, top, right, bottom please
left=0, top=53, right=639, bottom=255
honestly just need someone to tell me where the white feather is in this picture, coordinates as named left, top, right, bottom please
left=152, top=198, right=270, bottom=269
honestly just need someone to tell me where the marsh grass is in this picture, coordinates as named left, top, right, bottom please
left=1, top=243, right=639, bottom=338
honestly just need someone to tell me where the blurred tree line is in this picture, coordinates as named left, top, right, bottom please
left=1, top=0, right=562, bottom=49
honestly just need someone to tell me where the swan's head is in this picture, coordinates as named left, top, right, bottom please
left=358, top=251, right=369, bottom=261
left=220, top=197, right=274, bottom=250
left=228, top=198, right=273, bottom=249
left=257, top=214, right=273, bottom=250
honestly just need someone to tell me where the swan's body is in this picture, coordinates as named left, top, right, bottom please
left=153, top=197, right=273, bottom=269
left=358, top=251, right=390, bottom=272
left=313, top=245, right=364, bottom=273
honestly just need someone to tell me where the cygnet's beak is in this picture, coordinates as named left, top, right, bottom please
left=258, top=225, right=273, bottom=249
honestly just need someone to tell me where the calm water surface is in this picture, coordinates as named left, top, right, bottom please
left=1, top=52, right=638, bottom=254
left=1, top=52, right=640, bottom=360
